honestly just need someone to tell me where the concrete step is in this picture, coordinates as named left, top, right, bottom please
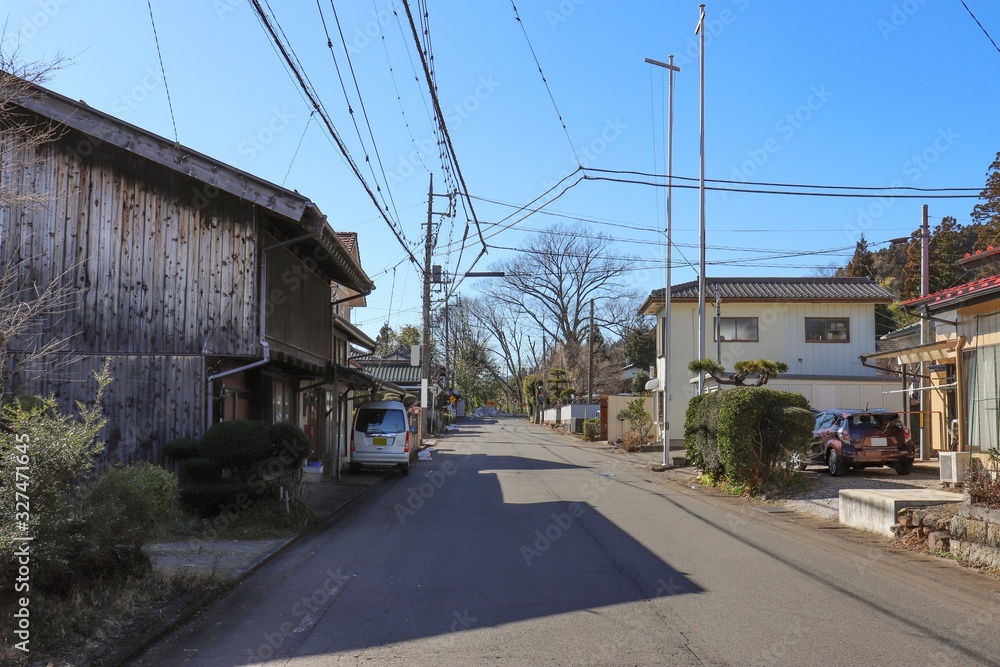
left=839, top=488, right=964, bottom=536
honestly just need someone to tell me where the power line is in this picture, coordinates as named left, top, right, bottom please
left=145, top=0, right=178, bottom=142
left=401, top=0, right=487, bottom=253
left=959, top=0, right=1000, bottom=54
left=584, top=167, right=982, bottom=193
left=248, top=0, right=420, bottom=269
left=508, top=1, right=581, bottom=167
left=581, top=173, right=980, bottom=199
left=281, top=110, right=314, bottom=187
left=323, top=0, right=404, bottom=226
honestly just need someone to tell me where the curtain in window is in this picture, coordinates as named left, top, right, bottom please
left=967, top=345, right=999, bottom=453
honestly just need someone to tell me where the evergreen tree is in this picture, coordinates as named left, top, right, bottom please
left=844, top=234, right=876, bottom=278
left=972, top=152, right=1000, bottom=252
left=929, top=216, right=971, bottom=293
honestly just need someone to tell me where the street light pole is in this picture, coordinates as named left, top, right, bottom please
left=644, top=53, right=680, bottom=467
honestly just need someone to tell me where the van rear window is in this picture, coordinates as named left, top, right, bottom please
left=356, top=409, right=406, bottom=433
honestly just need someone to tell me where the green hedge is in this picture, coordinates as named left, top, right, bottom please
left=163, top=437, right=200, bottom=461
left=178, top=457, right=223, bottom=484
left=271, top=421, right=311, bottom=464
left=583, top=418, right=600, bottom=441
left=686, top=387, right=813, bottom=492
left=684, top=392, right=724, bottom=478
left=179, top=482, right=260, bottom=518
left=199, top=420, right=273, bottom=470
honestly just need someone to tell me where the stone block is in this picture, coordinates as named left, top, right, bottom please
left=927, top=531, right=950, bottom=552
left=967, top=519, right=988, bottom=543
left=988, top=521, right=1000, bottom=549
left=950, top=515, right=968, bottom=540
left=912, top=510, right=927, bottom=527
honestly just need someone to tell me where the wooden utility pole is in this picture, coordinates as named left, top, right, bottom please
left=419, top=173, right=433, bottom=448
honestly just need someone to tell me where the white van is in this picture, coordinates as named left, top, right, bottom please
left=350, top=400, right=411, bottom=476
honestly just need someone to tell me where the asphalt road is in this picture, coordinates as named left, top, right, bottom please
left=134, top=417, right=1000, bottom=666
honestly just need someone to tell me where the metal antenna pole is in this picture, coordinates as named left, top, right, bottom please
left=696, top=3, right=707, bottom=396
left=644, top=54, right=680, bottom=467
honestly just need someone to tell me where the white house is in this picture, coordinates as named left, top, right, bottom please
left=639, top=277, right=902, bottom=450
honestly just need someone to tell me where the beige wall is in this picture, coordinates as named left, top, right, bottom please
left=606, top=395, right=656, bottom=443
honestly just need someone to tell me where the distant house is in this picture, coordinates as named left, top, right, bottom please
left=0, top=75, right=376, bottom=470
left=639, top=277, right=900, bottom=450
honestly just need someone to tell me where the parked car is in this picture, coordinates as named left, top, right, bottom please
left=350, top=400, right=411, bottom=476
left=789, top=408, right=915, bottom=476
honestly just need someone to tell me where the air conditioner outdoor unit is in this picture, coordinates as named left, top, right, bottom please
left=939, top=451, right=969, bottom=484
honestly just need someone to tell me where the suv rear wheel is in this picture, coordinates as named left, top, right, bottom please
left=827, top=449, right=847, bottom=477
left=895, top=459, right=914, bottom=476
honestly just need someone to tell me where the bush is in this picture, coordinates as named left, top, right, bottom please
left=684, top=392, right=724, bottom=477
left=178, top=457, right=222, bottom=483
left=965, top=449, right=1000, bottom=508
left=583, top=418, right=600, bottom=441
left=715, top=387, right=812, bottom=493
left=199, top=420, right=272, bottom=471
left=85, top=463, right=179, bottom=550
left=271, top=421, right=311, bottom=465
left=179, top=481, right=262, bottom=518
left=163, top=437, right=200, bottom=461
left=0, top=363, right=111, bottom=593
left=620, top=398, right=653, bottom=437
left=622, top=430, right=645, bottom=452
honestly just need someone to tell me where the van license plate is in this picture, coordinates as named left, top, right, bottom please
left=870, top=437, right=887, bottom=447
left=373, top=437, right=387, bottom=446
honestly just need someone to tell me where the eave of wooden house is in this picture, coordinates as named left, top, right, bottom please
left=13, top=78, right=375, bottom=295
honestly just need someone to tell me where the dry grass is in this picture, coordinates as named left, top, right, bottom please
left=0, top=570, right=223, bottom=666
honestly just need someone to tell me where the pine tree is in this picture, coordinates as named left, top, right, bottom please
left=930, top=216, right=971, bottom=293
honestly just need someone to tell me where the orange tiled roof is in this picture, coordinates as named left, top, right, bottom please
left=902, top=273, right=1000, bottom=309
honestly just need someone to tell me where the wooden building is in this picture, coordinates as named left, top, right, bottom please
left=0, top=76, right=376, bottom=468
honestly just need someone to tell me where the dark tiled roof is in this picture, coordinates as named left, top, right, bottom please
left=902, top=274, right=1000, bottom=310
left=649, top=277, right=895, bottom=302
left=354, top=360, right=421, bottom=386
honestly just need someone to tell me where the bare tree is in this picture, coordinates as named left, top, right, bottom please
left=0, top=48, right=75, bottom=400
left=482, top=223, right=641, bottom=348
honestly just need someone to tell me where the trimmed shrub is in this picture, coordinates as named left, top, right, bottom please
left=715, top=387, right=812, bottom=492
left=163, top=437, right=200, bottom=461
left=85, top=462, right=179, bottom=550
left=684, top=392, right=724, bottom=477
left=271, top=421, right=311, bottom=465
left=179, top=481, right=260, bottom=518
left=583, top=418, right=600, bottom=441
left=620, top=398, right=653, bottom=437
left=199, top=420, right=272, bottom=471
left=179, top=457, right=223, bottom=484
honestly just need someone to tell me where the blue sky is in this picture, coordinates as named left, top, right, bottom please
left=6, top=0, right=1000, bottom=340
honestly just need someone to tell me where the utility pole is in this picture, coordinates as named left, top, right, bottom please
left=715, top=283, right=722, bottom=364
left=419, top=173, right=433, bottom=449
left=588, top=299, right=594, bottom=404
left=919, top=203, right=930, bottom=460
left=644, top=52, right=680, bottom=467
left=696, top=4, right=707, bottom=395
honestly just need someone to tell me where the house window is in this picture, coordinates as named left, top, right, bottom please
left=714, top=317, right=758, bottom=342
left=805, top=317, right=850, bottom=343
left=272, top=379, right=296, bottom=423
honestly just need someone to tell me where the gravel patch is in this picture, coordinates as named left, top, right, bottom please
left=777, top=462, right=949, bottom=522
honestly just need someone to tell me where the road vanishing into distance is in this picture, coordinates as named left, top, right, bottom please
left=134, top=417, right=1000, bottom=666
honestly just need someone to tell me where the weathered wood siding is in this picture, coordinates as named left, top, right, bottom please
left=264, top=233, right=332, bottom=367
left=1, top=124, right=259, bottom=461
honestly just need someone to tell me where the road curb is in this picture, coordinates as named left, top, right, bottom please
left=114, top=476, right=388, bottom=666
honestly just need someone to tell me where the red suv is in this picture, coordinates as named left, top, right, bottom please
left=791, top=409, right=915, bottom=476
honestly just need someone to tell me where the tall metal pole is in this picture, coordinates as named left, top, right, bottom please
left=696, top=3, right=707, bottom=395
left=588, top=299, right=594, bottom=404
left=419, top=173, right=433, bottom=447
left=919, top=203, right=930, bottom=460
left=643, top=54, right=680, bottom=467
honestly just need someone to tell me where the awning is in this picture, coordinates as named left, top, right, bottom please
left=860, top=340, right=956, bottom=366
